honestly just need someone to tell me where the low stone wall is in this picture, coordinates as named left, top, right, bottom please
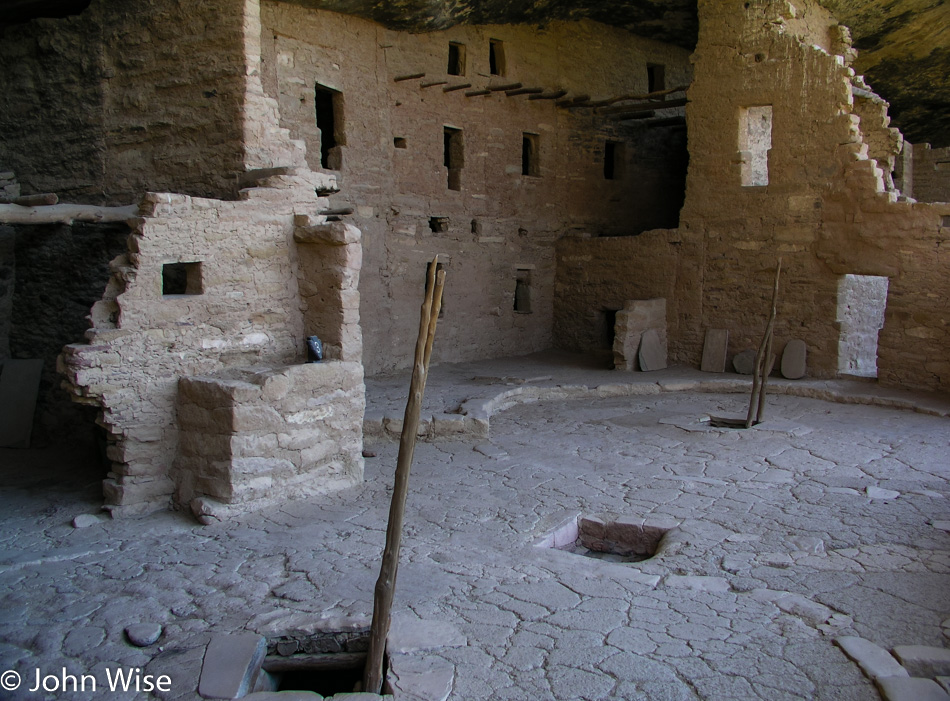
left=177, top=361, right=364, bottom=524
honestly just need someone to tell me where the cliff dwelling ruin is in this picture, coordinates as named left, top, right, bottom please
left=1, top=0, right=949, bottom=699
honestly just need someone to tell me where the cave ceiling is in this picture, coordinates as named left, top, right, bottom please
left=4, top=0, right=948, bottom=146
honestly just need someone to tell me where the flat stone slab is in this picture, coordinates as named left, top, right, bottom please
left=72, top=513, right=106, bottom=528
left=387, top=617, right=466, bottom=654
left=781, top=339, right=807, bottom=379
left=638, top=328, right=667, bottom=371
left=701, top=329, right=729, bottom=373
left=876, top=676, right=950, bottom=701
left=388, top=653, right=455, bottom=701
left=867, top=486, right=901, bottom=500
left=733, top=349, right=756, bottom=374
left=199, top=632, right=266, bottom=699
left=893, top=645, right=950, bottom=678
left=663, top=575, right=730, bottom=592
left=835, top=636, right=909, bottom=680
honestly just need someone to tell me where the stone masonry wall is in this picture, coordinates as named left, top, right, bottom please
left=58, top=170, right=359, bottom=516
left=177, top=361, right=364, bottom=524
left=554, top=0, right=950, bottom=392
left=910, top=144, right=950, bottom=203
left=259, top=5, right=693, bottom=375
left=0, top=0, right=249, bottom=205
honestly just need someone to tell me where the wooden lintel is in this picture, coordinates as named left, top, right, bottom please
left=505, top=87, right=544, bottom=97
left=263, top=652, right=366, bottom=673
left=420, top=80, right=449, bottom=88
left=443, top=83, right=472, bottom=92
left=528, top=90, right=568, bottom=101
left=598, top=98, right=688, bottom=115
left=464, top=89, right=492, bottom=97
left=588, top=84, right=690, bottom=108
left=0, top=203, right=139, bottom=225
left=394, top=72, right=425, bottom=82
left=555, top=94, right=591, bottom=108
left=608, top=110, right=657, bottom=121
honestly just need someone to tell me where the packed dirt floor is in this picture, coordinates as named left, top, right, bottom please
left=1, top=352, right=949, bottom=700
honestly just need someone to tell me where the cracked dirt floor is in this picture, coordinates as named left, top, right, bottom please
left=1, top=360, right=949, bottom=700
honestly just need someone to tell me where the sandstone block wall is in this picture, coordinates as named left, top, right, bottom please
left=59, top=170, right=363, bottom=516
left=259, top=5, right=693, bottom=375
left=554, top=0, right=950, bottom=392
left=908, top=144, right=950, bottom=203
left=177, top=361, right=364, bottom=524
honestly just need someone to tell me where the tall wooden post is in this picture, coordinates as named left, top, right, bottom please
left=363, top=258, right=445, bottom=694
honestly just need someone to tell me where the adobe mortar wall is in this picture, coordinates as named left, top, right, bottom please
left=259, top=5, right=692, bottom=375
left=0, top=0, right=248, bottom=204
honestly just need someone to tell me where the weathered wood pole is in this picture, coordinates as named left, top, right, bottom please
left=746, top=258, right=782, bottom=428
left=363, top=257, right=445, bottom=694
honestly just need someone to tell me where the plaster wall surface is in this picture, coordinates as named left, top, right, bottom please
left=259, top=4, right=692, bottom=374
left=554, top=0, right=950, bottom=393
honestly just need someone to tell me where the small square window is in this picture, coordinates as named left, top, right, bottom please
left=394, top=137, right=407, bottom=149
left=489, top=40, right=506, bottom=76
left=162, top=262, right=202, bottom=296
left=647, top=63, right=666, bottom=93
left=522, top=133, right=540, bottom=177
left=448, top=42, right=466, bottom=76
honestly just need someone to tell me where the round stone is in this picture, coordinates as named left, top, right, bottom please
left=781, top=339, right=807, bottom=379
left=125, top=623, right=163, bottom=647
left=72, top=513, right=104, bottom=528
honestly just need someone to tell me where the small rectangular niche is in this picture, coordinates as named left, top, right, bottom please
left=522, top=133, right=540, bottom=177
left=162, top=262, right=202, bottom=296
left=739, top=105, right=772, bottom=187
left=489, top=39, right=506, bottom=76
left=604, top=140, right=625, bottom=180
left=315, top=84, right=344, bottom=170
left=647, top=63, right=666, bottom=92
left=514, top=269, right=532, bottom=313
left=393, top=137, right=407, bottom=149
left=448, top=42, right=466, bottom=76
left=444, top=126, right=463, bottom=191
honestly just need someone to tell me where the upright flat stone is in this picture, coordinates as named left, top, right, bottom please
left=733, top=349, right=756, bottom=375
left=781, top=339, right=807, bottom=379
left=835, top=636, right=909, bottom=680
left=199, top=632, right=266, bottom=699
left=876, top=677, right=950, bottom=701
left=893, top=645, right=950, bottom=678
left=701, top=329, right=729, bottom=372
left=638, top=328, right=667, bottom=371
left=0, top=359, right=44, bottom=447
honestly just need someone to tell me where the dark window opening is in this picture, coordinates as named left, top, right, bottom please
left=489, top=40, right=505, bottom=76
left=394, top=137, right=407, bottom=149
left=604, top=141, right=625, bottom=180
left=602, top=309, right=618, bottom=349
left=514, top=270, right=532, bottom=313
left=444, top=127, right=463, bottom=191
left=647, top=64, right=666, bottom=93
left=522, top=133, right=539, bottom=177
left=448, top=42, right=466, bottom=76
left=162, top=262, right=202, bottom=296
left=426, top=261, right=446, bottom=318
left=429, top=216, right=449, bottom=233
left=315, top=85, right=343, bottom=170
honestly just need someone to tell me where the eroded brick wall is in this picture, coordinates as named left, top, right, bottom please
left=259, top=5, right=693, bottom=374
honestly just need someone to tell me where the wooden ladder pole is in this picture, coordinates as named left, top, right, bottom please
left=363, top=257, right=445, bottom=694
left=746, top=258, right=782, bottom=428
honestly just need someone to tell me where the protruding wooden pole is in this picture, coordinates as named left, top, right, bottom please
left=363, top=258, right=445, bottom=695
left=746, top=258, right=782, bottom=428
